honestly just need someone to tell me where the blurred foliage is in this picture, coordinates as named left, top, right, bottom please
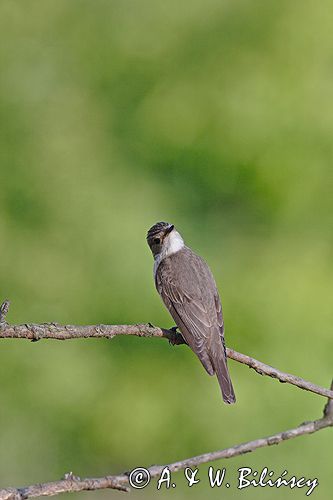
left=0, top=1, right=332, bottom=499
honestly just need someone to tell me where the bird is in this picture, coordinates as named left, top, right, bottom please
left=147, top=221, right=236, bottom=404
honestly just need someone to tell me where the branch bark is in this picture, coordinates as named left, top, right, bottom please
left=0, top=300, right=332, bottom=400
left=1, top=381, right=332, bottom=499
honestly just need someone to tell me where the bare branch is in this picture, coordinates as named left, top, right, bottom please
left=0, top=474, right=130, bottom=499
left=1, top=381, right=332, bottom=499
left=323, top=380, right=333, bottom=418
left=225, top=348, right=333, bottom=400
left=0, top=300, right=331, bottom=400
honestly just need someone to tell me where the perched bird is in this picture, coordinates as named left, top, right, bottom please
left=147, top=222, right=236, bottom=404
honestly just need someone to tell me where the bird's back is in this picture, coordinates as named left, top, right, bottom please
left=156, top=247, right=217, bottom=301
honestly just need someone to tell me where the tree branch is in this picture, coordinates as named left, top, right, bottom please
left=1, top=381, right=332, bottom=499
left=0, top=300, right=332, bottom=498
left=0, top=300, right=332, bottom=400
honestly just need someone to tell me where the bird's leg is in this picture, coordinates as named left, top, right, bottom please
left=168, top=326, right=187, bottom=346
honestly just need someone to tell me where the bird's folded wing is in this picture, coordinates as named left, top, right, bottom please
left=156, top=273, right=217, bottom=376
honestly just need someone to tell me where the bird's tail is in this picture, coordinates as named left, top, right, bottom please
left=210, top=345, right=236, bottom=404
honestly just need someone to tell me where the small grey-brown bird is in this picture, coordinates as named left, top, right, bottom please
left=147, top=222, right=236, bottom=404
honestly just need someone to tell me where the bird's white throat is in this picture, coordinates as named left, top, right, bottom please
left=153, top=230, right=184, bottom=277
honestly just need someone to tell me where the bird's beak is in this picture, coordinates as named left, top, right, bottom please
left=164, top=224, right=174, bottom=235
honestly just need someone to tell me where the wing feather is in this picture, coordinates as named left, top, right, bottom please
left=158, top=280, right=215, bottom=375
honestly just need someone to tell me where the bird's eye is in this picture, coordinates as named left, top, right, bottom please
left=153, top=238, right=161, bottom=244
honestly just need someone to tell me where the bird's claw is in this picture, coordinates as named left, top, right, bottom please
left=168, top=326, right=187, bottom=346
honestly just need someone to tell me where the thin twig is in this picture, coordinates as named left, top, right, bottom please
left=0, top=300, right=332, bottom=400
left=0, top=299, right=10, bottom=324
left=1, top=381, right=332, bottom=499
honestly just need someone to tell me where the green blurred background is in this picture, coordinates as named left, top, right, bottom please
left=0, top=0, right=332, bottom=499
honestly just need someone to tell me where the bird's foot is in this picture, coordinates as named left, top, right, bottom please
left=168, top=326, right=187, bottom=346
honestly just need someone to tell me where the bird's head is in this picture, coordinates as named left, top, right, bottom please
left=146, top=222, right=184, bottom=259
